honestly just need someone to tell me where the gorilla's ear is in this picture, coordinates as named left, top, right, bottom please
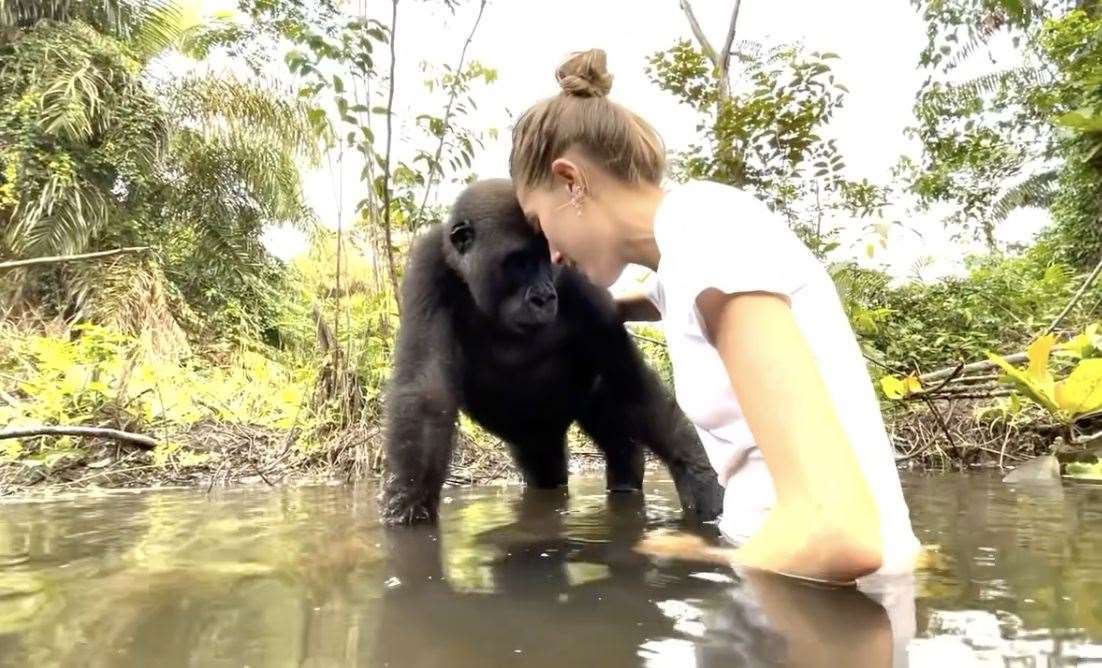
left=449, top=219, right=475, bottom=254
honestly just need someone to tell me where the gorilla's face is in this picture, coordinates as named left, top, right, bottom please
left=445, top=182, right=559, bottom=333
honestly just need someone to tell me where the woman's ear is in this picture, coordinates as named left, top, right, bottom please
left=551, top=158, right=582, bottom=191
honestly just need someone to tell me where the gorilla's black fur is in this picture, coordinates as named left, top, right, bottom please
left=380, top=179, right=723, bottom=525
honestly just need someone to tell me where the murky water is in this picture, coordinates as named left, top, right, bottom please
left=1, top=472, right=1101, bottom=667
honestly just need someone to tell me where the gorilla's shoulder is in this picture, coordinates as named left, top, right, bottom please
left=555, top=268, right=619, bottom=328
left=407, top=223, right=446, bottom=261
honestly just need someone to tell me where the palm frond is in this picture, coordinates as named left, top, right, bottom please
left=830, top=262, right=891, bottom=304
left=946, top=19, right=1001, bottom=69
left=7, top=172, right=111, bottom=255
left=942, top=66, right=1044, bottom=104
left=65, top=252, right=190, bottom=357
left=0, top=0, right=182, bottom=53
left=170, top=128, right=307, bottom=225
left=38, top=61, right=112, bottom=142
left=170, top=75, right=321, bottom=161
left=989, top=169, right=1058, bottom=223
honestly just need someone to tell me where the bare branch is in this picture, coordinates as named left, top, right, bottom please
left=414, top=0, right=487, bottom=228
left=917, top=251, right=1102, bottom=383
left=0, top=247, right=150, bottom=271
left=718, top=0, right=742, bottom=77
left=679, top=0, right=719, bottom=66
left=919, top=352, right=1027, bottom=384
left=381, top=0, right=401, bottom=309
left=1043, top=252, right=1102, bottom=335
left=0, top=425, right=158, bottom=449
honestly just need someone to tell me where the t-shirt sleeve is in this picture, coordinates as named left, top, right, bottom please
left=666, top=188, right=810, bottom=306
left=641, top=271, right=665, bottom=313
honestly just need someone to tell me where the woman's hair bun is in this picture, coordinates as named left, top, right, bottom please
left=555, top=48, right=613, bottom=98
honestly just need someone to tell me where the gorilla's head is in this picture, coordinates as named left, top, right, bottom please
left=444, top=179, right=559, bottom=332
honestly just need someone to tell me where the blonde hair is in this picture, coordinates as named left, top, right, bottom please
left=509, top=49, right=666, bottom=192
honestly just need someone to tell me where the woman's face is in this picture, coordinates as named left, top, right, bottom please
left=517, top=181, right=624, bottom=288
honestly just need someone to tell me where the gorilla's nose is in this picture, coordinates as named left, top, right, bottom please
left=530, top=291, right=557, bottom=310
left=528, top=285, right=558, bottom=316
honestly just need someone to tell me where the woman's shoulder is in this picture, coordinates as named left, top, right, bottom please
left=656, top=179, right=786, bottom=254
left=664, top=179, right=769, bottom=212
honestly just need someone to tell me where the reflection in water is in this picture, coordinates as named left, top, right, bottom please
left=0, top=473, right=1100, bottom=666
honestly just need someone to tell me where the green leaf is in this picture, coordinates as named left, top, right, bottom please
left=1027, top=334, right=1056, bottom=394
left=1064, top=461, right=1102, bottom=481
left=989, top=336, right=1061, bottom=417
left=880, top=376, right=906, bottom=400
left=1057, top=323, right=1102, bottom=360
left=1055, top=359, right=1102, bottom=418
left=1055, top=110, right=1102, bottom=133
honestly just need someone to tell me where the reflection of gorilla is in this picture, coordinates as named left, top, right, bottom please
left=372, top=489, right=735, bottom=667
left=373, top=488, right=897, bottom=668
left=380, top=179, right=722, bottom=526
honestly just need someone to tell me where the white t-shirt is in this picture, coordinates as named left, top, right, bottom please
left=644, top=179, right=920, bottom=576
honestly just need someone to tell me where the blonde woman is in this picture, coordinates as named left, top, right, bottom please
left=508, top=49, right=920, bottom=586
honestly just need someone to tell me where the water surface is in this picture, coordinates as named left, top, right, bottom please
left=1, top=472, right=1101, bottom=666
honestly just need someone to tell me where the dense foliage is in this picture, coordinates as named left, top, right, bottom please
left=3, top=0, right=1102, bottom=490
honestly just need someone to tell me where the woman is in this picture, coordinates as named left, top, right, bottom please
left=508, top=49, right=920, bottom=585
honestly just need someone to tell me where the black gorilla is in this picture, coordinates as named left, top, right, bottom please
left=379, top=179, right=722, bottom=525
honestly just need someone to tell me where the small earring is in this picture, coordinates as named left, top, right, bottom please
left=569, top=185, right=585, bottom=217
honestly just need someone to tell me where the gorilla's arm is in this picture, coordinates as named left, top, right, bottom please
left=615, top=292, right=661, bottom=323
left=381, top=233, right=463, bottom=525
left=561, top=273, right=723, bottom=520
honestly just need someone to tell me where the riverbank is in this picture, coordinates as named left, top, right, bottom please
left=0, top=419, right=1038, bottom=500
left=0, top=421, right=622, bottom=498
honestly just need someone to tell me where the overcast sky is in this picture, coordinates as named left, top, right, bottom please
left=191, top=0, right=1050, bottom=284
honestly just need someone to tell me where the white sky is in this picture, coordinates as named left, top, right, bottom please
left=191, top=0, right=1052, bottom=284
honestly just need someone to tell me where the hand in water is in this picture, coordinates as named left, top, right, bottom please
left=726, top=503, right=883, bottom=586
left=633, top=530, right=736, bottom=566
left=634, top=506, right=880, bottom=587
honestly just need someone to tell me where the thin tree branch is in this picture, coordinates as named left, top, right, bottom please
left=919, top=363, right=966, bottom=395
left=917, top=252, right=1102, bottom=384
left=921, top=395, right=958, bottom=459
left=863, top=353, right=904, bottom=375
left=718, top=0, right=741, bottom=78
left=909, top=390, right=1014, bottom=401
left=1043, top=252, right=1102, bottom=335
left=919, top=352, right=1028, bottom=384
left=0, top=247, right=149, bottom=271
left=413, top=0, right=487, bottom=229
left=0, top=425, right=158, bottom=449
left=679, top=0, right=719, bottom=66
left=381, top=0, right=401, bottom=310
left=1074, top=427, right=1102, bottom=445
left=628, top=330, right=667, bottom=347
